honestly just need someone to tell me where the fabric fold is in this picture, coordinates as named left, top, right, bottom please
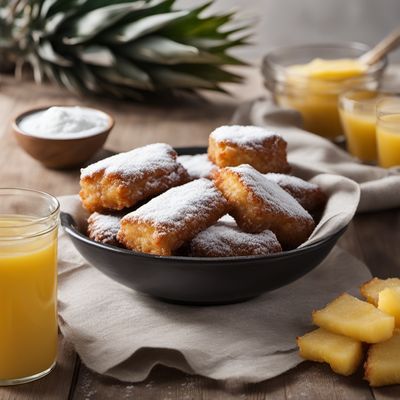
left=57, top=217, right=371, bottom=383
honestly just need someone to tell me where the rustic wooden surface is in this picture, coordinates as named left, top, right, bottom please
left=0, top=70, right=399, bottom=400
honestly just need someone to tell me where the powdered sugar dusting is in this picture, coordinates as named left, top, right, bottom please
left=218, top=214, right=236, bottom=224
left=190, top=219, right=282, bottom=257
left=123, top=179, right=226, bottom=228
left=177, top=154, right=216, bottom=179
left=81, top=143, right=178, bottom=179
left=87, top=212, right=121, bottom=244
left=230, top=165, right=311, bottom=218
left=210, top=125, right=281, bottom=148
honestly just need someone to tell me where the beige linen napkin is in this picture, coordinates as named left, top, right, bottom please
left=58, top=170, right=364, bottom=383
left=232, top=97, right=400, bottom=212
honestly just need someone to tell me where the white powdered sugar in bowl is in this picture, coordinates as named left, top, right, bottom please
left=18, top=106, right=110, bottom=139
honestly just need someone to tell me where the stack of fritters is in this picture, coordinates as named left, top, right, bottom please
left=80, top=125, right=326, bottom=257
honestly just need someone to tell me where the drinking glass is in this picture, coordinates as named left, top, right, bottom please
left=0, top=188, right=59, bottom=386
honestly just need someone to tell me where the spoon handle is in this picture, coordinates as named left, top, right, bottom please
left=359, top=27, right=400, bottom=65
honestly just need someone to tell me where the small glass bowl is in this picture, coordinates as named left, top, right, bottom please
left=262, top=42, right=387, bottom=141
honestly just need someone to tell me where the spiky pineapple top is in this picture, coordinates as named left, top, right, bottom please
left=0, top=0, right=249, bottom=100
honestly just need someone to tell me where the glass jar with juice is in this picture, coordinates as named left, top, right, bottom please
left=376, top=96, right=400, bottom=168
left=263, top=43, right=387, bottom=141
left=0, top=188, right=59, bottom=385
left=339, top=90, right=383, bottom=163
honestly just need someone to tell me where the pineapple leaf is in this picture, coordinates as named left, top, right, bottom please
left=174, top=64, right=243, bottom=84
left=63, top=2, right=147, bottom=45
left=76, top=45, right=115, bottom=66
left=40, top=0, right=59, bottom=18
left=37, top=40, right=73, bottom=66
left=210, top=34, right=252, bottom=52
left=44, top=10, right=80, bottom=35
left=148, top=66, right=219, bottom=89
left=43, top=63, right=64, bottom=87
left=92, top=59, right=152, bottom=90
left=162, top=11, right=235, bottom=40
left=98, top=81, right=144, bottom=100
left=77, top=64, right=101, bottom=92
left=186, top=13, right=236, bottom=38
left=114, top=56, right=153, bottom=89
left=107, top=10, right=188, bottom=43
left=119, top=35, right=222, bottom=65
left=59, top=67, right=87, bottom=95
left=42, top=0, right=138, bottom=18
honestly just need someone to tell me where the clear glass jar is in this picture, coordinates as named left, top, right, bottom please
left=339, top=90, right=384, bottom=162
left=376, top=96, right=400, bottom=168
left=262, top=43, right=387, bottom=141
left=0, top=188, right=59, bottom=386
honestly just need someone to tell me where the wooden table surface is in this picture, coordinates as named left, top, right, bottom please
left=0, top=70, right=399, bottom=400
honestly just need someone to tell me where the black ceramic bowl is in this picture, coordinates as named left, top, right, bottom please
left=61, top=147, right=347, bottom=305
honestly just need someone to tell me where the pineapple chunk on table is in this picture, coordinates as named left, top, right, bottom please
left=360, top=277, right=400, bottom=306
left=365, top=330, right=400, bottom=387
left=378, top=287, right=400, bottom=327
left=312, top=293, right=395, bottom=343
left=297, top=328, right=363, bottom=376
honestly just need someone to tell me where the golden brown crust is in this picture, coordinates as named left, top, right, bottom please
left=208, top=127, right=290, bottom=173
left=117, top=179, right=228, bottom=256
left=214, top=165, right=315, bottom=249
left=80, top=143, right=189, bottom=213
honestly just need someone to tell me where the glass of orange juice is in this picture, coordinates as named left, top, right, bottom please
left=0, top=188, right=59, bottom=385
left=339, top=90, right=383, bottom=163
left=376, top=97, right=400, bottom=168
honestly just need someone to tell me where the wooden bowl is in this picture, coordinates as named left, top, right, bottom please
left=12, top=106, right=114, bottom=169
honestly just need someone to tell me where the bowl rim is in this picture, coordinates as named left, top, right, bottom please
left=61, top=211, right=348, bottom=264
left=12, top=105, right=115, bottom=141
left=262, top=41, right=388, bottom=78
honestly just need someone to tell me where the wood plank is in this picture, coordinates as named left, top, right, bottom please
left=373, top=386, right=400, bottom=400
left=281, top=362, right=372, bottom=400
left=72, top=362, right=376, bottom=400
left=0, top=335, right=78, bottom=400
left=337, top=221, right=366, bottom=263
left=72, top=364, right=255, bottom=400
left=352, top=210, right=400, bottom=278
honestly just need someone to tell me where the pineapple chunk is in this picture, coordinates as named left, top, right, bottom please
left=312, top=293, right=395, bottom=343
left=365, top=329, right=400, bottom=387
left=360, top=277, right=400, bottom=306
left=378, top=287, right=400, bottom=327
left=297, top=328, right=363, bottom=376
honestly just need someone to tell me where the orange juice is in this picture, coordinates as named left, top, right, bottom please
left=339, top=110, right=377, bottom=161
left=377, top=114, right=400, bottom=168
left=338, top=90, right=382, bottom=163
left=0, top=215, right=58, bottom=383
left=277, top=58, right=368, bottom=139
